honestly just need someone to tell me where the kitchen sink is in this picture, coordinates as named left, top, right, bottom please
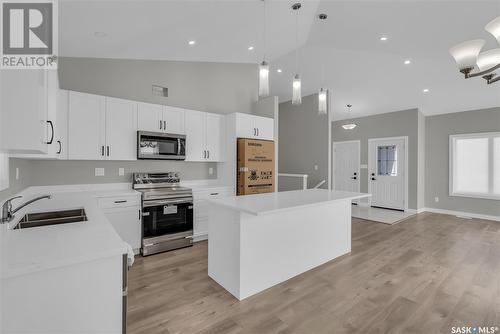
left=14, top=208, right=87, bottom=230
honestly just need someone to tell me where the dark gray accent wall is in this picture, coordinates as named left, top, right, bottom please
left=425, top=107, right=500, bottom=216
left=279, top=94, right=329, bottom=190
left=331, top=109, right=420, bottom=210
left=59, top=57, right=258, bottom=115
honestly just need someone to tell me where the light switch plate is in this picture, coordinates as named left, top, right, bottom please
left=15, top=168, right=19, bottom=180
left=118, top=168, right=125, bottom=176
left=208, top=167, right=214, bottom=175
left=434, top=197, right=439, bottom=203
left=314, top=165, right=318, bottom=171
left=95, top=168, right=105, bottom=176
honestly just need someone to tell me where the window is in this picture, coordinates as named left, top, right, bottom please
left=377, top=145, right=397, bottom=176
left=450, top=132, right=500, bottom=200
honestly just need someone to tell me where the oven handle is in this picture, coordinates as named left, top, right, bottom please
left=143, top=198, right=193, bottom=207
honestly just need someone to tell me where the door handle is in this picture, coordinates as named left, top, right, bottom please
left=46, top=120, right=54, bottom=144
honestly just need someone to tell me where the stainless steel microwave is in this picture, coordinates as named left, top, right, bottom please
left=137, top=131, right=186, bottom=160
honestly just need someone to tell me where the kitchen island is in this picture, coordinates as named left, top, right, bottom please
left=207, top=189, right=370, bottom=300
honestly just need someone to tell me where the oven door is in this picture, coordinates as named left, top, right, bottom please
left=137, top=131, right=186, bottom=160
left=142, top=198, right=193, bottom=238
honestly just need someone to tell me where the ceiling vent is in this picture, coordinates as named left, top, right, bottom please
left=152, top=85, right=168, bottom=97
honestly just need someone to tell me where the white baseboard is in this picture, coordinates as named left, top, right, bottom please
left=422, top=207, right=500, bottom=222
left=193, top=233, right=208, bottom=242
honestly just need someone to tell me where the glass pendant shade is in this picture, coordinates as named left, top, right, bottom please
left=477, top=48, right=500, bottom=71
left=259, top=61, right=269, bottom=97
left=449, top=39, right=485, bottom=70
left=292, top=74, right=302, bottom=105
left=485, top=16, right=500, bottom=44
left=318, top=88, right=327, bottom=115
left=342, top=123, right=357, bottom=130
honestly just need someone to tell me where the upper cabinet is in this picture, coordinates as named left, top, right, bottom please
left=1, top=69, right=50, bottom=153
left=137, top=103, right=185, bottom=134
left=185, top=110, right=225, bottom=162
left=68, top=92, right=137, bottom=161
left=235, top=113, right=274, bottom=141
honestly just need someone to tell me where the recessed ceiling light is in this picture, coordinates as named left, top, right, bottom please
left=94, top=31, right=107, bottom=38
left=248, top=46, right=254, bottom=51
left=379, top=36, right=388, bottom=41
left=404, top=59, right=411, bottom=65
left=277, top=69, right=282, bottom=73
left=188, top=40, right=196, bottom=45
left=423, top=88, right=430, bottom=93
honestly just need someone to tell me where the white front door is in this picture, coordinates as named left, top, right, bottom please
left=333, top=141, right=360, bottom=194
left=368, top=137, right=406, bottom=210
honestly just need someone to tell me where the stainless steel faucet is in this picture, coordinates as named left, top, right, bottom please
left=1, top=195, right=51, bottom=223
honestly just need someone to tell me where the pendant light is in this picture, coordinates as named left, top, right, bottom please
left=291, top=3, right=302, bottom=105
left=342, top=104, right=357, bottom=130
left=258, top=0, right=269, bottom=97
left=317, top=13, right=328, bottom=115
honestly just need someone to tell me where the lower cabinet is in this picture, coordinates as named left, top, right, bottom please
left=193, top=187, right=232, bottom=241
left=98, top=194, right=142, bottom=252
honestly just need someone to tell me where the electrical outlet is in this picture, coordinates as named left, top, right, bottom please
left=118, top=168, right=124, bottom=176
left=95, top=168, right=105, bottom=176
left=15, top=168, right=19, bottom=180
left=314, top=165, right=318, bottom=171
left=434, top=197, right=439, bottom=203
left=208, top=167, right=214, bottom=175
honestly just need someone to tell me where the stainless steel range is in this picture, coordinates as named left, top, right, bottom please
left=133, top=172, right=193, bottom=256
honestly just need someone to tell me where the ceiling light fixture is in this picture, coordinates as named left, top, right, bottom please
left=317, top=13, right=328, bottom=115
left=449, top=15, right=500, bottom=85
left=258, top=0, right=269, bottom=98
left=291, top=3, right=302, bottom=105
left=94, top=31, right=107, bottom=38
left=188, top=40, right=196, bottom=45
left=379, top=36, right=388, bottom=41
left=342, top=104, right=357, bottom=130
left=248, top=46, right=254, bottom=51
left=277, top=69, right=282, bottom=73
left=404, top=60, right=411, bottom=65
left=423, top=88, right=430, bottom=93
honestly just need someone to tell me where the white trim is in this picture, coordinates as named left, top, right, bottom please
left=422, top=207, right=500, bottom=222
left=327, top=89, right=333, bottom=190
left=367, top=136, right=409, bottom=211
left=332, top=140, right=361, bottom=200
left=449, top=132, right=500, bottom=201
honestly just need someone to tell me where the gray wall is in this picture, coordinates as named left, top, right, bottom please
left=0, top=159, right=32, bottom=200
left=279, top=94, right=329, bottom=190
left=425, top=107, right=500, bottom=216
left=331, top=109, right=421, bottom=210
left=59, top=57, right=258, bottom=115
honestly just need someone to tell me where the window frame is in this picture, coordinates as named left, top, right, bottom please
left=449, top=132, right=500, bottom=200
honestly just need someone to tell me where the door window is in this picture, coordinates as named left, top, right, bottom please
left=377, top=145, right=397, bottom=176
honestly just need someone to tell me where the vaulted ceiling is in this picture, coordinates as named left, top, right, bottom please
left=59, top=0, right=500, bottom=120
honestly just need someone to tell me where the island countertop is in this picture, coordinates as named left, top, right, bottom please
left=206, top=189, right=371, bottom=216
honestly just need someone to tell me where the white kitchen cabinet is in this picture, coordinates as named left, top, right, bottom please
left=185, top=110, right=225, bottom=162
left=235, top=113, right=274, bottom=141
left=137, top=102, right=162, bottom=132
left=105, top=97, right=137, bottom=160
left=193, top=187, right=232, bottom=241
left=1, top=69, right=50, bottom=153
left=68, top=91, right=106, bottom=160
left=55, top=89, right=69, bottom=160
left=98, top=194, right=142, bottom=252
left=137, top=103, right=185, bottom=134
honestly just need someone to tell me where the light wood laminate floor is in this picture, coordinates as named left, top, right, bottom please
left=127, top=213, right=500, bottom=334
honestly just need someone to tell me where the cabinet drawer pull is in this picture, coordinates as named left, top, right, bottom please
left=114, top=200, right=127, bottom=203
left=46, top=120, right=54, bottom=144
left=159, top=120, right=162, bottom=130
left=57, top=140, right=62, bottom=154
left=210, top=193, right=219, bottom=196
left=101, top=146, right=105, bottom=156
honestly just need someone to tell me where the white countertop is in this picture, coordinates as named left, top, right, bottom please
left=206, top=189, right=371, bottom=216
left=0, top=189, right=136, bottom=279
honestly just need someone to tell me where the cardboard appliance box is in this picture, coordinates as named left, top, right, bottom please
left=237, top=138, right=275, bottom=196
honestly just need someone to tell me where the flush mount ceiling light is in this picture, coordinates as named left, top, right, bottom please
left=291, top=2, right=302, bottom=105
left=342, top=104, right=357, bottom=130
left=248, top=46, right=254, bottom=51
left=317, top=13, right=328, bottom=115
left=258, top=0, right=269, bottom=98
left=449, top=15, right=500, bottom=85
left=277, top=69, right=282, bottom=73
left=188, top=40, right=196, bottom=45
left=422, top=88, right=430, bottom=93
left=404, top=59, right=411, bottom=65
left=379, top=36, right=388, bottom=41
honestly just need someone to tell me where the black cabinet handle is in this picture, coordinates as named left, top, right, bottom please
left=207, top=150, right=209, bottom=159
left=163, top=121, right=166, bottom=130
left=371, top=177, right=376, bottom=181
left=107, top=146, right=110, bottom=157
left=114, top=200, right=127, bottom=204
left=159, top=120, right=162, bottom=130
left=210, top=193, right=219, bottom=196
left=351, top=177, right=357, bottom=180
left=57, top=140, right=61, bottom=154
left=101, top=146, right=105, bottom=156
left=46, top=120, right=54, bottom=144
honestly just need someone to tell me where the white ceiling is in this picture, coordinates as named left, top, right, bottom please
left=59, top=0, right=500, bottom=120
